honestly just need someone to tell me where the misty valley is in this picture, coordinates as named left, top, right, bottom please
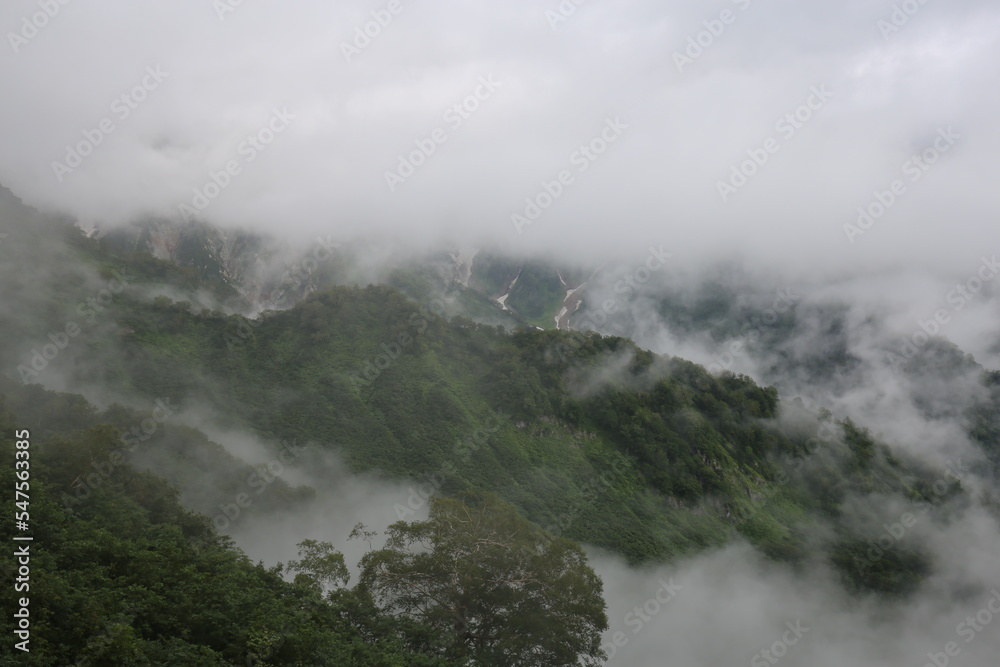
left=2, top=2, right=998, bottom=665
left=2, top=191, right=999, bottom=665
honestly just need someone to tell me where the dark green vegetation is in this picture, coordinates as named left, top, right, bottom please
left=1, top=383, right=604, bottom=665
left=0, top=386, right=401, bottom=665
left=3, top=188, right=997, bottom=662
left=467, top=252, right=521, bottom=297
left=503, top=263, right=567, bottom=328
left=968, top=370, right=1000, bottom=475
left=351, top=494, right=608, bottom=666
left=37, top=279, right=950, bottom=568
left=463, top=252, right=583, bottom=329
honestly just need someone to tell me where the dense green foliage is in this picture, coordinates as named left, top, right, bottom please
left=0, top=386, right=468, bottom=666
left=0, top=383, right=610, bottom=665
left=9, top=259, right=956, bottom=576
left=3, top=188, right=995, bottom=662
left=505, top=263, right=567, bottom=328
left=968, top=370, right=1000, bottom=474
left=77, top=285, right=818, bottom=564
left=352, top=494, right=607, bottom=666
left=467, top=252, right=521, bottom=297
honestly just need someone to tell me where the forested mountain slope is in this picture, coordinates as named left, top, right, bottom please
left=3, top=188, right=998, bottom=663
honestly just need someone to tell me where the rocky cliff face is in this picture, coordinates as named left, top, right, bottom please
left=87, top=215, right=591, bottom=327
left=92, top=218, right=311, bottom=311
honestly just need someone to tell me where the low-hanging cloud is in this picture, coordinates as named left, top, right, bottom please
left=0, top=0, right=996, bottom=277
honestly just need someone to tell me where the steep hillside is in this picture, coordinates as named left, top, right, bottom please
left=0, top=192, right=971, bottom=585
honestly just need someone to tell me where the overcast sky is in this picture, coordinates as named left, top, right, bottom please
left=1, top=0, right=997, bottom=274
